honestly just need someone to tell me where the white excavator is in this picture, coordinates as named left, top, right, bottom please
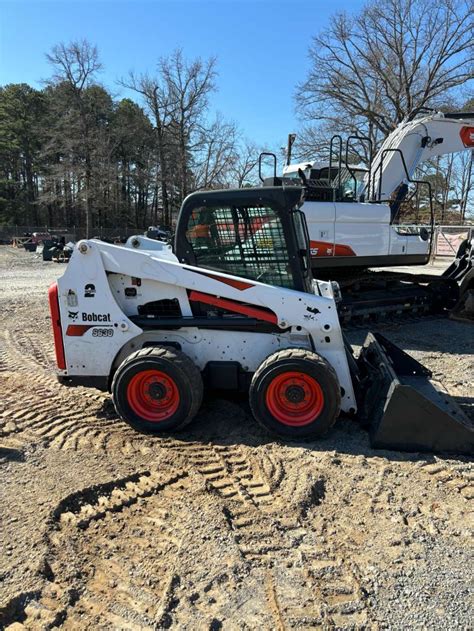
left=282, top=111, right=473, bottom=266
left=50, top=184, right=473, bottom=454
left=257, top=111, right=474, bottom=321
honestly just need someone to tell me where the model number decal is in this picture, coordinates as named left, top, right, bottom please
left=92, top=328, right=114, bottom=337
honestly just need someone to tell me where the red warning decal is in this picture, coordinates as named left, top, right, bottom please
left=310, top=240, right=356, bottom=257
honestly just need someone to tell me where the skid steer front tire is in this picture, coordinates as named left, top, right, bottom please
left=249, top=348, right=341, bottom=439
left=112, top=346, right=203, bottom=433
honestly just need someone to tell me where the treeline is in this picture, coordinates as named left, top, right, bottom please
left=0, top=44, right=261, bottom=233
left=2, top=0, right=473, bottom=233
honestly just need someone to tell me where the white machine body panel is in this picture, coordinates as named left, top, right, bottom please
left=303, top=200, right=393, bottom=258
left=333, top=202, right=390, bottom=257
left=55, top=238, right=357, bottom=414
left=302, top=201, right=336, bottom=257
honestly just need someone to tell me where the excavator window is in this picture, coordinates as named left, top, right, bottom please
left=185, top=204, right=296, bottom=288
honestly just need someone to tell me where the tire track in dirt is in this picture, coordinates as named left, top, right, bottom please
left=417, top=459, right=474, bottom=499
left=5, top=404, right=458, bottom=629
left=0, top=330, right=156, bottom=455
left=11, top=329, right=56, bottom=371
left=0, top=470, right=190, bottom=630
left=263, top=451, right=467, bottom=628
left=258, top=453, right=375, bottom=629
left=275, top=452, right=473, bottom=629
left=167, top=441, right=286, bottom=561
left=267, top=551, right=371, bottom=629
left=166, top=442, right=375, bottom=628
left=165, top=441, right=297, bottom=573
left=0, top=451, right=376, bottom=630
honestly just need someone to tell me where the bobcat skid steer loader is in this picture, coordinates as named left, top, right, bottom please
left=49, top=186, right=473, bottom=454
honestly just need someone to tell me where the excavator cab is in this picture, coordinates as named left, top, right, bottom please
left=175, top=186, right=312, bottom=293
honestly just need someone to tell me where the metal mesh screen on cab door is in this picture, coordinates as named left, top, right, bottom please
left=185, top=205, right=295, bottom=288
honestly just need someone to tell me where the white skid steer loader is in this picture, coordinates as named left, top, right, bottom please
left=49, top=186, right=473, bottom=454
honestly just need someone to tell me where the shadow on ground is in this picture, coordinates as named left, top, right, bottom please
left=97, top=390, right=473, bottom=466
left=345, top=316, right=473, bottom=354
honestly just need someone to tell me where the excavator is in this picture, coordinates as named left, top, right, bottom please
left=49, top=183, right=473, bottom=454
left=256, top=111, right=474, bottom=322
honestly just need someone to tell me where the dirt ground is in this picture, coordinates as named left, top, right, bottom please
left=0, top=245, right=472, bottom=630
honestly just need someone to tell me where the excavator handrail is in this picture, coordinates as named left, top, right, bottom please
left=258, top=152, right=277, bottom=183
left=344, top=135, right=373, bottom=202
left=370, top=147, right=435, bottom=253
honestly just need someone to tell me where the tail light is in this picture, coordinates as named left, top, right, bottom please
left=460, top=126, right=474, bottom=147
left=48, top=283, right=66, bottom=369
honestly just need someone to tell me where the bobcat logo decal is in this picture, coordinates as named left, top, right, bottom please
left=68, top=311, right=79, bottom=321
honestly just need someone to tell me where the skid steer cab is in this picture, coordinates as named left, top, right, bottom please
left=49, top=185, right=473, bottom=454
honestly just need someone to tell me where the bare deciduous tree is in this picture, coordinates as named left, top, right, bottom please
left=120, top=70, right=176, bottom=225
left=192, top=115, right=238, bottom=189
left=46, top=40, right=102, bottom=92
left=296, top=0, right=474, bottom=154
left=161, top=50, right=217, bottom=199
left=121, top=50, right=217, bottom=224
left=230, top=139, right=261, bottom=187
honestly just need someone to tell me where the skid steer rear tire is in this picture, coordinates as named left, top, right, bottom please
left=112, top=346, right=203, bottom=433
left=249, top=348, right=341, bottom=439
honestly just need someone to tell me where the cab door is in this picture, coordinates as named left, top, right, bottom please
left=334, top=201, right=391, bottom=258
left=301, top=200, right=336, bottom=259
left=388, top=227, right=408, bottom=254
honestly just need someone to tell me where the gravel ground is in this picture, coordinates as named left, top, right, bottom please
left=0, top=245, right=473, bottom=630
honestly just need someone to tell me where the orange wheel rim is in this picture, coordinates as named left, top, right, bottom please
left=127, top=370, right=179, bottom=422
left=265, top=371, right=324, bottom=426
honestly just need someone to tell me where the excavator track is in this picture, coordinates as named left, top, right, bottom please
left=331, top=271, right=459, bottom=327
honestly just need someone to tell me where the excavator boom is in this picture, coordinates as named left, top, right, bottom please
left=365, top=112, right=474, bottom=200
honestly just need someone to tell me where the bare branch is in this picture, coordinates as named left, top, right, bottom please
left=296, top=0, right=474, bottom=153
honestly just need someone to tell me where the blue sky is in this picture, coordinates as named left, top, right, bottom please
left=0, top=0, right=363, bottom=148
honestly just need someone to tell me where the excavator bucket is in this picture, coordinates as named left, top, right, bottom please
left=357, top=333, right=473, bottom=455
left=450, top=268, right=474, bottom=322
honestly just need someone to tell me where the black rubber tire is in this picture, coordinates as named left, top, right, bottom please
left=111, top=346, right=203, bottom=433
left=249, top=348, right=341, bottom=439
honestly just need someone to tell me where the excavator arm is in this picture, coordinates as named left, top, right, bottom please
left=365, top=112, right=474, bottom=201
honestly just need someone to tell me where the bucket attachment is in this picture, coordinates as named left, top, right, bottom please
left=357, top=332, right=473, bottom=455
left=445, top=239, right=474, bottom=322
